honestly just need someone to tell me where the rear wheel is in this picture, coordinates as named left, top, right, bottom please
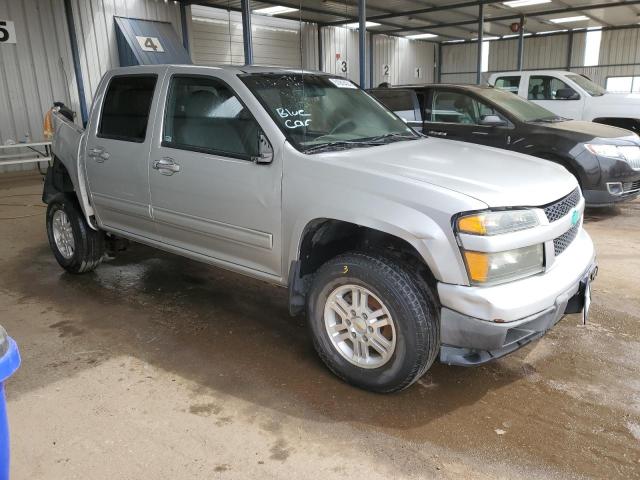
left=307, top=252, right=439, bottom=393
left=46, top=195, right=105, bottom=274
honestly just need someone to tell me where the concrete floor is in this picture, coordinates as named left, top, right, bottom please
left=0, top=171, right=638, bottom=479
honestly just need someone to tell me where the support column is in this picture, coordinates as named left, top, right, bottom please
left=358, top=0, right=367, bottom=88
left=437, top=42, right=442, bottom=83
left=517, top=15, right=524, bottom=71
left=476, top=2, right=483, bottom=85
left=240, top=0, right=253, bottom=65
left=318, top=25, right=323, bottom=71
left=566, top=30, right=574, bottom=70
left=63, top=0, right=88, bottom=126
left=369, top=33, right=374, bottom=88
left=179, top=1, right=190, bottom=53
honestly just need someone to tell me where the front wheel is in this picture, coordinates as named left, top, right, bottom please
left=307, top=252, right=440, bottom=393
left=46, top=195, right=105, bottom=274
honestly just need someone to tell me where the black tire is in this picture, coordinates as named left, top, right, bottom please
left=46, top=195, right=105, bottom=274
left=307, top=252, right=440, bottom=393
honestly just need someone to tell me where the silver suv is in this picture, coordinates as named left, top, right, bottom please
left=44, top=65, right=597, bottom=392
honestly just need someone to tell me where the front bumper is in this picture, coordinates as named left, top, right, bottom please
left=438, top=228, right=597, bottom=366
left=583, top=154, right=640, bottom=206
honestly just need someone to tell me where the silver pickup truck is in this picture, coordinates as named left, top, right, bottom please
left=44, top=65, right=597, bottom=393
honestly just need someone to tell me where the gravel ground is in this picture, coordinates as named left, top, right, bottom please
left=0, top=172, right=638, bottom=479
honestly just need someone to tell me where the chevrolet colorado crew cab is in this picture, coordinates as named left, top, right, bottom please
left=488, top=70, right=640, bottom=134
left=44, top=65, right=597, bottom=393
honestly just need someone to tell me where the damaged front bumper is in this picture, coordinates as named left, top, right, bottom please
left=438, top=229, right=598, bottom=367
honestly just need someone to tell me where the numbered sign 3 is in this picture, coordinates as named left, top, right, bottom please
left=335, top=58, right=349, bottom=75
left=0, top=20, right=17, bottom=44
left=135, top=36, right=165, bottom=53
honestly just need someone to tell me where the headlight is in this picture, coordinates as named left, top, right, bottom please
left=585, top=144, right=640, bottom=169
left=463, top=244, right=544, bottom=286
left=457, top=209, right=539, bottom=236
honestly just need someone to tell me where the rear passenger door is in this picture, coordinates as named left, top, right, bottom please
left=148, top=70, right=283, bottom=278
left=85, top=72, right=160, bottom=237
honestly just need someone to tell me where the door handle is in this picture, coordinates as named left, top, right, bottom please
left=152, top=158, right=181, bottom=175
left=88, top=147, right=110, bottom=162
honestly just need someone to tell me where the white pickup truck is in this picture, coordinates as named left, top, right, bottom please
left=44, top=64, right=596, bottom=393
left=488, top=70, right=640, bottom=133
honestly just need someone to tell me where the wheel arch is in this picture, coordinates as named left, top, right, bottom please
left=287, top=217, right=448, bottom=316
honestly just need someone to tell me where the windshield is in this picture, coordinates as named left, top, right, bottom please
left=479, top=88, right=564, bottom=122
left=240, top=73, right=418, bottom=153
left=567, top=74, right=605, bottom=96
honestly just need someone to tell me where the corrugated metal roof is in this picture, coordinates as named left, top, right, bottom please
left=114, top=16, right=191, bottom=66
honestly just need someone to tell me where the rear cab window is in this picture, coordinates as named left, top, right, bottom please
left=494, top=76, right=521, bottom=93
left=98, top=75, right=157, bottom=143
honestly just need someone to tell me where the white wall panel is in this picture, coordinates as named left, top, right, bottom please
left=0, top=0, right=81, bottom=172
left=372, top=35, right=434, bottom=87
left=191, top=5, right=317, bottom=69
left=69, top=0, right=183, bottom=111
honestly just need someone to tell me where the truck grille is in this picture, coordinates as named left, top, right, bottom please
left=554, top=223, right=579, bottom=257
left=623, top=180, right=640, bottom=193
left=543, top=188, right=580, bottom=223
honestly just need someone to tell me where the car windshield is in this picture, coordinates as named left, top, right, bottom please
left=240, top=73, right=418, bottom=153
left=479, top=88, right=564, bottom=123
left=566, top=74, right=605, bottom=96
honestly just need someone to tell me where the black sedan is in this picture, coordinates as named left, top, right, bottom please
left=368, top=84, right=640, bottom=206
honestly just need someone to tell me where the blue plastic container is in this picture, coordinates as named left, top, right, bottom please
left=0, top=326, right=20, bottom=480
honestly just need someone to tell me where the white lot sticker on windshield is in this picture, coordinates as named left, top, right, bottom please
left=329, top=78, right=357, bottom=89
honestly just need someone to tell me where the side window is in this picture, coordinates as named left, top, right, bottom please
left=163, top=75, right=260, bottom=159
left=528, top=76, right=570, bottom=100
left=98, top=75, right=157, bottom=142
left=430, top=91, right=479, bottom=124
left=494, top=76, right=520, bottom=93
left=370, top=90, right=417, bottom=121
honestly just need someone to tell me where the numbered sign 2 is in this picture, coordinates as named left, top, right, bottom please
left=0, top=20, right=17, bottom=44
left=383, top=64, right=390, bottom=77
left=135, top=36, right=165, bottom=53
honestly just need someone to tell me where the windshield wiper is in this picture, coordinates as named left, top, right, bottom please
left=303, top=140, right=382, bottom=154
left=530, top=116, right=566, bottom=123
left=364, top=133, right=418, bottom=143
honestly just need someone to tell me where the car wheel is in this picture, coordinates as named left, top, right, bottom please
left=307, top=252, right=439, bottom=393
left=46, top=195, right=105, bottom=274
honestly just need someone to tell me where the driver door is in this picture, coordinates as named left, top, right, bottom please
left=526, top=75, right=585, bottom=120
left=148, top=69, right=283, bottom=277
left=423, top=89, right=510, bottom=148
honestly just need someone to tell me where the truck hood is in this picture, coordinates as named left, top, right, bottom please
left=596, top=92, right=640, bottom=106
left=323, top=138, right=577, bottom=208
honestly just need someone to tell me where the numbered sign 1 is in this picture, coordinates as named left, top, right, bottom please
left=336, top=58, right=349, bottom=75
left=414, top=66, right=423, bottom=79
left=382, top=64, right=390, bottom=77
left=136, top=36, right=165, bottom=53
left=0, top=20, right=17, bottom=44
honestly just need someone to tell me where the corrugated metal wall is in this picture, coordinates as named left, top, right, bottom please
left=0, top=0, right=81, bottom=171
left=68, top=0, right=183, bottom=112
left=190, top=5, right=317, bottom=69
left=440, top=26, right=640, bottom=88
left=321, top=25, right=435, bottom=86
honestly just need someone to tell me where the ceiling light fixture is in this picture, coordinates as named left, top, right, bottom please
left=253, top=6, right=298, bottom=15
left=549, top=15, right=589, bottom=23
left=344, top=21, right=381, bottom=28
left=406, top=33, right=438, bottom=39
left=503, top=0, right=551, bottom=7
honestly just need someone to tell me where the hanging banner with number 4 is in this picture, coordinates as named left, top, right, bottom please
left=136, top=36, right=164, bottom=53
left=0, top=20, right=17, bottom=44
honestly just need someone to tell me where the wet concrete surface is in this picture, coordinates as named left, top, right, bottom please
left=0, top=172, right=638, bottom=479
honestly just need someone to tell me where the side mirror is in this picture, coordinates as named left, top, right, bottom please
left=252, top=131, right=273, bottom=164
left=556, top=88, right=580, bottom=100
left=479, top=115, right=507, bottom=127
